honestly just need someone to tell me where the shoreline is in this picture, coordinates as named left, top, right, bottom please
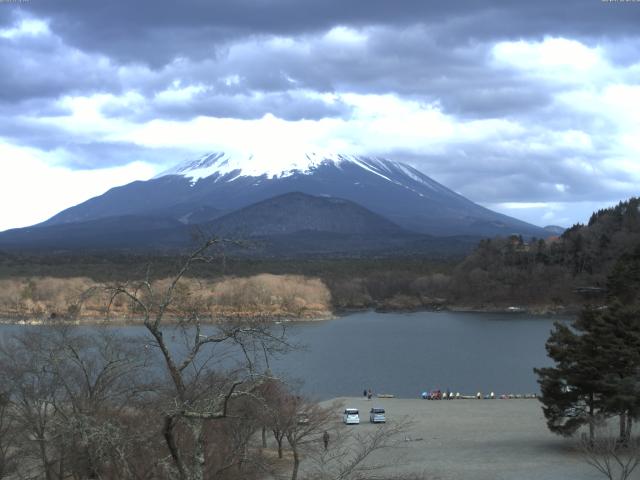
left=0, top=304, right=575, bottom=326
left=336, top=303, right=578, bottom=317
left=0, top=311, right=337, bottom=326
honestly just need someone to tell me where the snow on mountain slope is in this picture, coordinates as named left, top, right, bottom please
left=155, top=152, right=453, bottom=196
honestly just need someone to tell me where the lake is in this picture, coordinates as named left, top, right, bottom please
left=0, top=310, right=566, bottom=400
left=271, top=310, right=565, bottom=399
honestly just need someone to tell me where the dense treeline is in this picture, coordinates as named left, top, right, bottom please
left=449, top=197, right=640, bottom=309
left=1, top=197, right=639, bottom=315
left=325, top=197, right=639, bottom=311
left=0, top=252, right=451, bottom=283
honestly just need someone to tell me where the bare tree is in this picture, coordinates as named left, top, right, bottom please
left=203, top=395, right=269, bottom=478
left=0, top=390, right=18, bottom=479
left=281, top=397, right=336, bottom=480
left=259, top=379, right=294, bottom=459
left=305, top=418, right=414, bottom=480
left=0, top=328, right=68, bottom=480
left=0, top=325, right=161, bottom=480
left=580, top=431, right=640, bottom=480
left=106, top=238, right=290, bottom=480
left=50, top=328, right=158, bottom=479
left=0, top=238, right=428, bottom=480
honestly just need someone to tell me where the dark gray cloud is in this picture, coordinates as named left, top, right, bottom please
left=394, top=137, right=635, bottom=206
left=2, top=1, right=633, bottom=118
left=0, top=7, right=17, bottom=28
left=0, top=30, right=120, bottom=103
left=18, top=1, right=640, bottom=67
left=1, top=0, right=639, bottom=224
left=0, top=112, right=182, bottom=169
left=103, top=90, right=351, bottom=122
left=49, top=142, right=187, bottom=170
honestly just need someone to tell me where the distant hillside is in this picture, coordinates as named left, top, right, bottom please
left=204, top=192, right=478, bottom=257
left=0, top=216, right=189, bottom=251
left=543, top=225, right=565, bottom=235
left=446, top=197, right=640, bottom=309
left=206, top=191, right=404, bottom=237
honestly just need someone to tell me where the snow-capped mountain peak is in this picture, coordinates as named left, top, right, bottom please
left=155, top=152, right=451, bottom=195
left=156, top=151, right=332, bottom=181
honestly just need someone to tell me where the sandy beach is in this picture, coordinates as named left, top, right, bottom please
left=316, top=397, right=602, bottom=480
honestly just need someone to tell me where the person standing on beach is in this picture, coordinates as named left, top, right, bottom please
left=323, top=430, right=330, bottom=450
left=367, top=388, right=372, bottom=400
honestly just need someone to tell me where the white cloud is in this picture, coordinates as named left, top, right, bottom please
left=491, top=37, right=640, bottom=202
left=483, top=200, right=622, bottom=228
left=0, top=18, right=50, bottom=39
left=323, top=26, right=368, bottom=46
left=492, top=37, right=605, bottom=78
left=155, top=83, right=209, bottom=104
left=45, top=90, right=526, bottom=161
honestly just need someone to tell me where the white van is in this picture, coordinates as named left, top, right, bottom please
left=343, top=408, right=360, bottom=424
left=369, top=407, right=386, bottom=423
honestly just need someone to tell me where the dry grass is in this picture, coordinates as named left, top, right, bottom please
left=0, top=274, right=333, bottom=322
left=0, top=276, right=95, bottom=318
left=210, top=274, right=331, bottom=318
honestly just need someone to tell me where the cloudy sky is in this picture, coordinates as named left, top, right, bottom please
left=1, top=0, right=639, bottom=231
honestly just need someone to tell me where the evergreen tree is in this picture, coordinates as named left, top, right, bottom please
left=607, top=246, right=640, bottom=305
left=534, top=313, right=606, bottom=442
left=597, top=246, right=640, bottom=442
left=535, top=245, right=640, bottom=443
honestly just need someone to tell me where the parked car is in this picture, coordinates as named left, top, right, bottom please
left=369, top=407, right=386, bottom=423
left=343, top=408, right=360, bottom=424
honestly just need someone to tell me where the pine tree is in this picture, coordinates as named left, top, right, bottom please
left=534, top=313, right=606, bottom=442
left=580, top=302, right=640, bottom=443
left=535, top=245, right=640, bottom=443
left=596, top=245, right=640, bottom=443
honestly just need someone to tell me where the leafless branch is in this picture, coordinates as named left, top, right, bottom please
left=580, top=431, right=640, bottom=480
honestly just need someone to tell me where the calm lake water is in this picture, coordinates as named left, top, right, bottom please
left=271, top=310, right=565, bottom=399
left=0, top=311, right=566, bottom=400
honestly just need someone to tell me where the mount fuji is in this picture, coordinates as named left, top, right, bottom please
left=0, top=152, right=547, bottom=253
